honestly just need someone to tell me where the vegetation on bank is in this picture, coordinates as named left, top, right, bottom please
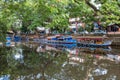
left=0, top=0, right=120, bottom=41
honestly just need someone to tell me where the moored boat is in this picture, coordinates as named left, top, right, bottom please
left=40, top=35, right=77, bottom=46
left=77, top=36, right=112, bottom=47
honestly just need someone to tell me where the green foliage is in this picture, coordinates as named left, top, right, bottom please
left=0, top=0, right=120, bottom=33
left=100, top=0, right=120, bottom=25
left=68, top=0, right=93, bottom=18
left=0, top=21, right=7, bottom=42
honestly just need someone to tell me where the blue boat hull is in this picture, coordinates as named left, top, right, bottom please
left=77, top=42, right=111, bottom=48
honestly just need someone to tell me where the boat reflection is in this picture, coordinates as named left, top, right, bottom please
left=36, top=44, right=120, bottom=64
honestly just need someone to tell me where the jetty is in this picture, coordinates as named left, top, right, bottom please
left=107, top=32, right=120, bottom=46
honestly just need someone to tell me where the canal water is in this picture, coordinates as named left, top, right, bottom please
left=0, top=43, right=120, bottom=80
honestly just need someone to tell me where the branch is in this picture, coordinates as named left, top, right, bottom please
left=85, top=0, right=99, bottom=12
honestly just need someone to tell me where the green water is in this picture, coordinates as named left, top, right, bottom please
left=0, top=43, right=120, bottom=80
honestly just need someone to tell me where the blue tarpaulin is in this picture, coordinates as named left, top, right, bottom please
left=14, top=36, right=21, bottom=42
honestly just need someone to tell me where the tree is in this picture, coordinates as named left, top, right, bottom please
left=0, top=0, right=120, bottom=33
left=85, top=0, right=120, bottom=26
left=100, top=0, right=120, bottom=25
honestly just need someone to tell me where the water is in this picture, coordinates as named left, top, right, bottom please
left=0, top=43, right=120, bottom=80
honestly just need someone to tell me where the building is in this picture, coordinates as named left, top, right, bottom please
left=107, top=24, right=120, bottom=32
left=69, top=18, right=83, bottom=33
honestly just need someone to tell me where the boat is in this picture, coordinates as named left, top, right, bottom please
left=40, top=35, right=77, bottom=46
left=77, top=36, right=112, bottom=48
left=77, top=46, right=112, bottom=53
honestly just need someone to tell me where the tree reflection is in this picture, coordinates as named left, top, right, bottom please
left=0, top=44, right=120, bottom=80
left=0, top=47, right=9, bottom=74
left=1, top=44, right=68, bottom=80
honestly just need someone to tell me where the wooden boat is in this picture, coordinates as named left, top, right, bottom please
left=76, top=36, right=112, bottom=47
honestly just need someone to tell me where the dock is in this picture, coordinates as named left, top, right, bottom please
left=107, top=32, right=120, bottom=46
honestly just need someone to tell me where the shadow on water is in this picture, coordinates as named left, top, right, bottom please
left=0, top=42, right=120, bottom=80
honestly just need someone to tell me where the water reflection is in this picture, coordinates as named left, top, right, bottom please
left=0, top=75, right=10, bottom=80
left=0, top=43, right=120, bottom=80
left=7, top=47, right=24, bottom=67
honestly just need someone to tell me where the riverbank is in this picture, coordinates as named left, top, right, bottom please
left=6, top=32, right=120, bottom=46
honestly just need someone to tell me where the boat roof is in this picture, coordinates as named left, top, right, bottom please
left=47, top=35, right=72, bottom=39
left=75, top=36, right=109, bottom=40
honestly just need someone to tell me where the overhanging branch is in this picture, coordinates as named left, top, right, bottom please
left=85, top=0, right=99, bottom=12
